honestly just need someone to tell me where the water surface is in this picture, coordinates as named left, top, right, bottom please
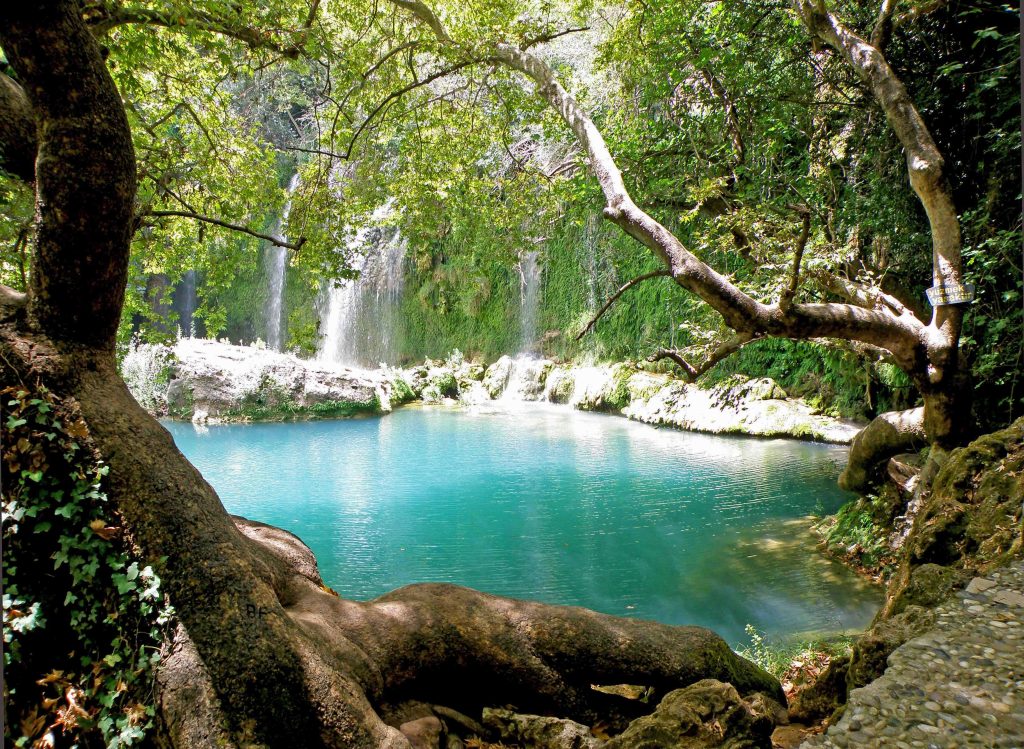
left=165, top=404, right=880, bottom=645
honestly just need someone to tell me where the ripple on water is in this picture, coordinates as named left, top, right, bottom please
left=164, top=403, right=881, bottom=645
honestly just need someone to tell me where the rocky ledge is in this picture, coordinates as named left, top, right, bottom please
left=125, top=342, right=863, bottom=442
left=122, top=339, right=410, bottom=423
left=475, top=355, right=864, bottom=444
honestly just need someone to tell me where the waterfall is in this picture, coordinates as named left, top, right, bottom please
left=264, top=173, right=300, bottom=351
left=176, top=269, right=197, bottom=337
left=517, top=249, right=542, bottom=353
left=498, top=250, right=545, bottom=402
left=318, top=221, right=407, bottom=367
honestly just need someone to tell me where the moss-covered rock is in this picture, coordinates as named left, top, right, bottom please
left=787, top=656, right=850, bottom=723
left=162, top=339, right=387, bottom=422
left=845, top=605, right=936, bottom=690
left=906, top=417, right=1024, bottom=570
left=545, top=367, right=575, bottom=404
left=603, top=680, right=778, bottom=749
left=883, top=563, right=969, bottom=619
left=482, top=355, right=513, bottom=398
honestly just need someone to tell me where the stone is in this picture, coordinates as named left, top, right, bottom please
left=789, top=657, right=850, bottom=723
left=481, top=355, right=514, bottom=399
left=482, top=708, right=601, bottom=749
left=399, top=716, right=443, bottom=749
left=992, top=590, right=1024, bottom=607
left=604, top=679, right=777, bottom=748
left=152, top=339, right=386, bottom=421
left=967, top=578, right=998, bottom=594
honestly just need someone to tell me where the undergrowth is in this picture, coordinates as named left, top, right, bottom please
left=2, top=386, right=173, bottom=748
left=736, top=625, right=854, bottom=699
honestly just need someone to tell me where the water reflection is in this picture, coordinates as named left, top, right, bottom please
left=164, top=404, right=881, bottom=645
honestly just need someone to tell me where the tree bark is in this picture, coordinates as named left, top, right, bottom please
left=0, top=3, right=783, bottom=746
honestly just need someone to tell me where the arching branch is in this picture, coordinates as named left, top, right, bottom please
left=576, top=269, right=672, bottom=341
left=386, top=0, right=925, bottom=365
left=647, top=333, right=759, bottom=382
left=84, top=1, right=319, bottom=59
left=142, top=210, right=308, bottom=252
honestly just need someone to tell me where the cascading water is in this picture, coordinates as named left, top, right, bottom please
left=264, top=173, right=300, bottom=351
left=502, top=250, right=544, bottom=401
left=318, top=220, right=407, bottom=368
left=176, top=269, right=197, bottom=337
left=517, top=249, right=542, bottom=352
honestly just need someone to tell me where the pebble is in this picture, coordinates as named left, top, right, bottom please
left=800, top=561, right=1024, bottom=749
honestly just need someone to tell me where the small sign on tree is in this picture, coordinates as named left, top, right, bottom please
left=926, top=283, right=975, bottom=306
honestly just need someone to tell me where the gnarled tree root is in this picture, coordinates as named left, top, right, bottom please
left=840, top=407, right=926, bottom=492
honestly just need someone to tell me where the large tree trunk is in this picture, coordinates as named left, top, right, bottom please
left=0, top=3, right=782, bottom=746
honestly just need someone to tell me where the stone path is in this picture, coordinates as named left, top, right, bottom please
left=801, top=560, right=1024, bottom=749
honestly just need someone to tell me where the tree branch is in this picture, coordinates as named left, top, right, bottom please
left=390, top=0, right=929, bottom=369
left=344, top=58, right=480, bottom=159
left=84, top=2, right=317, bottom=59
left=870, top=0, right=897, bottom=50
left=389, top=0, right=451, bottom=43
left=780, top=207, right=811, bottom=311
left=143, top=210, right=307, bottom=252
left=522, top=26, right=591, bottom=50
left=647, top=333, right=759, bottom=382
left=575, top=270, right=671, bottom=341
left=790, top=0, right=963, bottom=339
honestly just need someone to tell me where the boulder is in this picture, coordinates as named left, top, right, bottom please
left=157, top=339, right=385, bottom=421
left=787, top=656, right=849, bottom=723
left=482, top=355, right=514, bottom=399
left=604, top=679, right=777, bottom=748
left=544, top=367, right=575, bottom=404
left=482, top=708, right=601, bottom=749
left=838, top=408, right=926, bottom=491
left=846, top=605, right=936, bottom=690
left=624, top=377, right=862, bottom=444
left=905, top=416, right=1024, bottom=570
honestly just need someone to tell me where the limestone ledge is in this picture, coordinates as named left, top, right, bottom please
left=475, top=355, right=864, bottom=445
left=126, top=342, right=864, bottom=442
left=124, top=339, right=407, bottom=423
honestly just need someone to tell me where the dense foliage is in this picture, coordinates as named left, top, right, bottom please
left=2, top=387, right=171, bottom=748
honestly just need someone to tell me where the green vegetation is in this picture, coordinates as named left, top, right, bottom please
left=817, top=489, right=902, bottom=576
left=224, top=396, right=382, bottom=422
left=2, top=387, right=171, bottom=748
left=736, top=624, right=853, bottom=682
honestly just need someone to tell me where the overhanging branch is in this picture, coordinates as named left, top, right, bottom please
left=142, top=210, right=307, bottom=252
left=84, top=2, right=319, bottom=59
left=647, top=333, right=760, bottom=382
left=575, top=270, right=671, bottom=341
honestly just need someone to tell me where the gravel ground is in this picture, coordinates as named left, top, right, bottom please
left=801, top=560, right=1024, bottom=749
